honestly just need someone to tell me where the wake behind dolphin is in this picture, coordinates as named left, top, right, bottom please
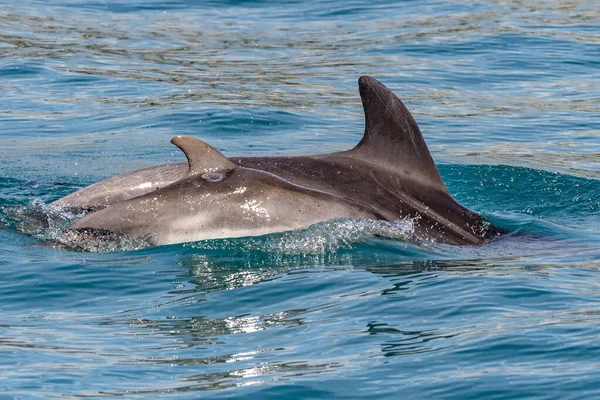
left=55, top=76, right=506, bottom=248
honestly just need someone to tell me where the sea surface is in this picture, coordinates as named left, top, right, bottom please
left=1, top=0, right=599, bottom=398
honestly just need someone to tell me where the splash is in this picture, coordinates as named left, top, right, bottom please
left=2, top=199, right=419, bottom=254
left=2, top=198, right=82, bottom=241
left=57, top=227, right=150, bottom=253
left=1, top=199, right=148, bottom=252
left=3, top=199, right=587, bottom=260
left=186, top=218, right=418, bottom=255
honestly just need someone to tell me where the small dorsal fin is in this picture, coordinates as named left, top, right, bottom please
left=171, top=136, right=236, bottom=176
left=346, top=76, right=447, bottom=192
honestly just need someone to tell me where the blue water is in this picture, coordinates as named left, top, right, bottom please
left=1, top=0, right=600, bottom=398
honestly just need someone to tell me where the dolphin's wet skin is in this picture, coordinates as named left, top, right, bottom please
left=54, top=76, right=507, bottom=249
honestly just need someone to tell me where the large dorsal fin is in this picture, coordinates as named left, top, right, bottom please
left=346, top=76, right=447, bottom=192
left=171, top=136, right=237, bottom=176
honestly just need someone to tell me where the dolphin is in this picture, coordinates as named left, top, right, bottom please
left=58, top=76, right=505, bottom=246
left=68, top=136, right=386, bottom=246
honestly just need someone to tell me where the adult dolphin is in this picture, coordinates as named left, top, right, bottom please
left=57, top=76, right=504, bottom=246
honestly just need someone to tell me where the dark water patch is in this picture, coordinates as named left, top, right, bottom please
left=441, top=164, right=600, bottom=230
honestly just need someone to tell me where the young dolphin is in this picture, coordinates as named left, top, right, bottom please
left=59, top=76, right=504, bottom=246
left=67, top=136, right=386, bottom=246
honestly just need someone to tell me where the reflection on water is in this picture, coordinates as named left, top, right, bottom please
left=125, top=307, right=307, bottom=343
left=2, top=241, right=600, bottom=397
left=367, top=322, right=457, bottom=357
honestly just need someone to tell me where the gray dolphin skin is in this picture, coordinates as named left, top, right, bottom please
left=68, top=136, right=386, bottom=245
left=58, top=76, right=504, bottom=246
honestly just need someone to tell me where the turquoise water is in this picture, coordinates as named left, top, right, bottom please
left=1, top=0, right=600, bottom=398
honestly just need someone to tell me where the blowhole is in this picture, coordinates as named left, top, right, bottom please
left=201, top=172, right=225, bottom=182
